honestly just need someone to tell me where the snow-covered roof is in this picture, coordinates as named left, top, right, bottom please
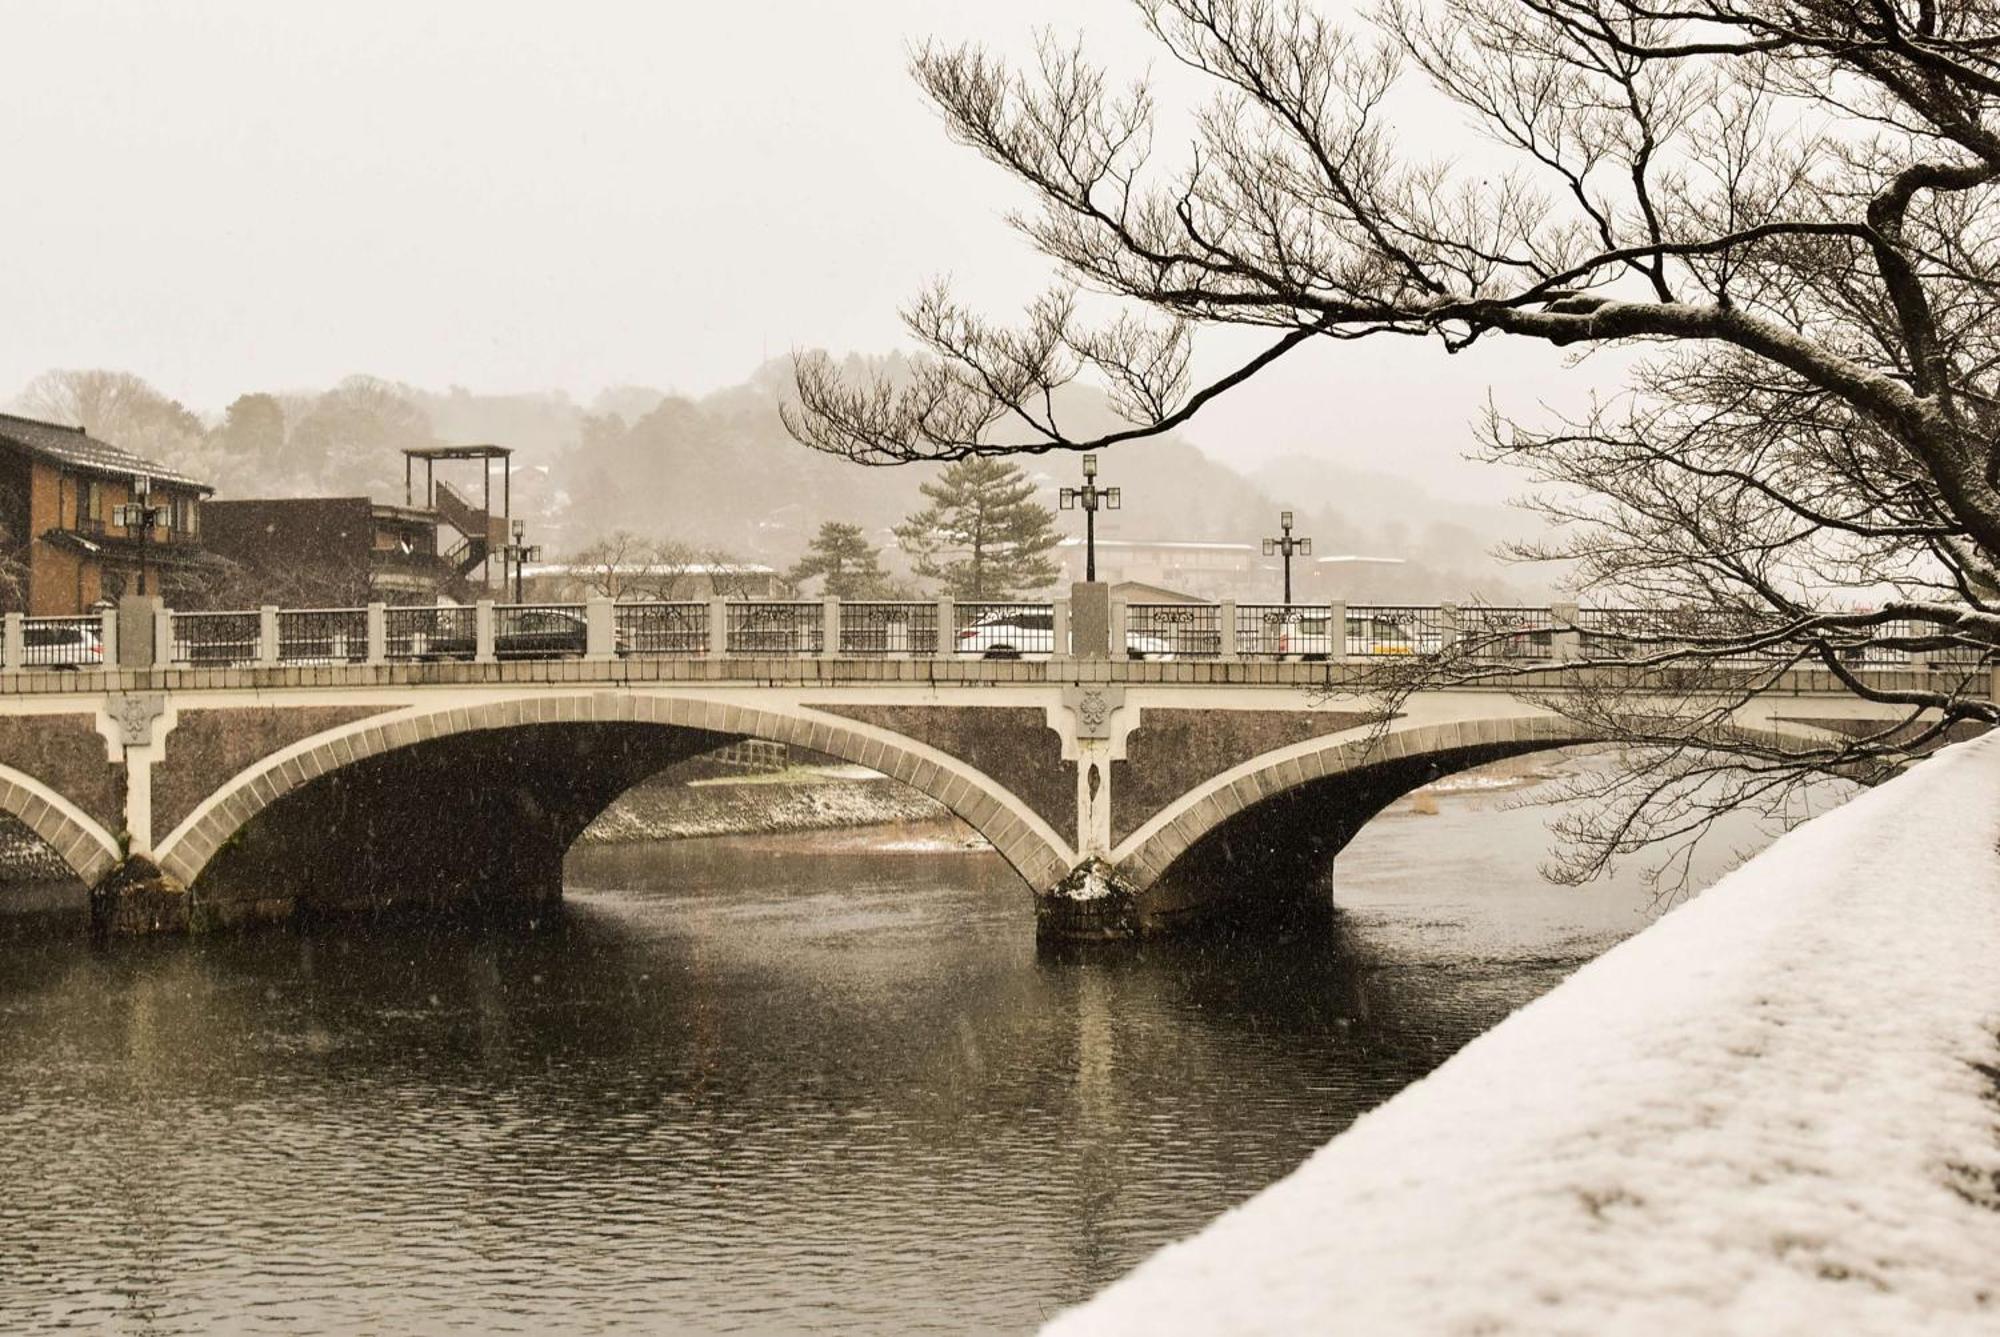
left=0, top=411, right=212, bottom=492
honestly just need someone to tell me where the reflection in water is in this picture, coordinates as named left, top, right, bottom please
left=0, top=758, right=1765, bottom=1334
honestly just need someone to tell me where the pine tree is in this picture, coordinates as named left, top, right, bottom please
left=894, top=458, right=1061, bottom=599
left=787, top=521, right=892, bottom=598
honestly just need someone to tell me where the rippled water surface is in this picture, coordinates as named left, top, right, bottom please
left=0, top=758, right=1760, bottom=1334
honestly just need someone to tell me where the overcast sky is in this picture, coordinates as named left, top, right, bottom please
left=0, top=0, right=1610, bottom=500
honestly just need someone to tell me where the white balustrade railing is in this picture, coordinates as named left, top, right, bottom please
left=0, top=597, right=1986, bottom=672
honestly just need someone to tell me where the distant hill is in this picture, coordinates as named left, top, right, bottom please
left=11, top=357, right=1559, bottom=599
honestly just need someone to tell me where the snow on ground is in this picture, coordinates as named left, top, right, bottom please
left=1048, top=735, right=2000, bottom=1336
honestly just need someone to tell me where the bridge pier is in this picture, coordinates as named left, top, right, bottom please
left=1037, top=858, right=1144, bottom=940
left=90, top=855, right=191, bottom=937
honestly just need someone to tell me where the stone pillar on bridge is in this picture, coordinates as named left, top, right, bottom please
left=1070, top=582, right=1110, bottom=659
left=1051, top=597, right=1071, bottom=661
left=586, top=597, right=616, bottom=662
left=1, top=613, right=21, bottom=674
left=475, top=600, right=496, bottom=664
left=258, top=606, right=280, bottom=667
left=365, top=603, right=387, bottom=666
left=118, top=595, right=163, bottom=670
left=821, top=598, right=841, bottom=660
left=707, top=598, right=729, bottom=658
left=1552, top=602, right=1581, bottom=660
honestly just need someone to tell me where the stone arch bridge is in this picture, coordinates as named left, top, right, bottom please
left=0, top=648, right=1961, bottom=937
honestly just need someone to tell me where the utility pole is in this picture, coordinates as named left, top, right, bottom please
left=1059, top=453, right=1122, bottom=582
left=1263, top=510, right=1312, bottom=605
left=113, top=475, right=168, bottom=597
left=501, top=518, right=541, bottom=603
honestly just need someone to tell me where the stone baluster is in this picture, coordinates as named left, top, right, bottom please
left=258, top=605, right=280, bottom=667
left=707, top=597, right=729, bottom=658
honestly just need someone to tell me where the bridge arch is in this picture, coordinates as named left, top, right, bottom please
left=154, top=691, right=1073, bottom=898
left=1110, top=708, right=1879, bottom=931
left=0, top=760, right=121, bottom=885
left=1114, top=713, right=1594, bottom=897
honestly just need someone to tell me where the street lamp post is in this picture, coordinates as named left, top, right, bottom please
left=112, top=474, right=169, bottom=597
left=501, top=518, right=541, bottom=603
left=1262, top=509, right=1312, bottom=605
left=1058, top=453, right=1122, bottom=582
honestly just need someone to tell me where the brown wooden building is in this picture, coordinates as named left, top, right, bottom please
left=202, top=497, right=451, bottom=605
left=0, top=412, right=213, bottom=614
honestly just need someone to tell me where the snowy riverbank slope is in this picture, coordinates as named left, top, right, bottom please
left=1050, top=735, right=2000, bottom=1336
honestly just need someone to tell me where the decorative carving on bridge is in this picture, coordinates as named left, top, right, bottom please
left=1063, top=686, right=1126, bottom=740
left=108, top=693, right=168, bottom=748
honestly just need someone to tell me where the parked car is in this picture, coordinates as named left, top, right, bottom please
left=954, top=607, right=1173, bottom=659
left=1241, top=610, right=1335, bottom=658
left=422, top=608, right=595, bottom=661
left=1343, top=613, right=1442, bottom=657
left=22, top=622, right=105, bottom=669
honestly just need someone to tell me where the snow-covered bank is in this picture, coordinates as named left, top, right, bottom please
left=576, top=772, right=953, bottom=844
left=1050, top=736, right=2000, bottom=1336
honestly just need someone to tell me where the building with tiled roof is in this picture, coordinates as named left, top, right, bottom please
left=0, top=412, right=213, bottom=614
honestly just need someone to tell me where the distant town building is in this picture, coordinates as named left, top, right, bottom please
left=0, top=412, right=213, bottom=614
left=403, top=444, right=515, bottom=593
left=202, top=498, right=451, bottom=605
left=1056, top=537, right=1266, bottom=600
left=517, top=561, right=783, bottom=602
left=1055, top=536, right=1409, bottom=603
left=1109, top=579, right=1207, bottom=604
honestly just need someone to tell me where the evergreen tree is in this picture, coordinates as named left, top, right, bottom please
left=215, top=393, right=288, bottom=474
left=787, top=521, right=893, bottom=598
left=894, top=458, right=1060, bottom=599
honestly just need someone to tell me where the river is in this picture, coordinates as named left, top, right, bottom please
left=0, top=753, right=1776, bottom=1334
